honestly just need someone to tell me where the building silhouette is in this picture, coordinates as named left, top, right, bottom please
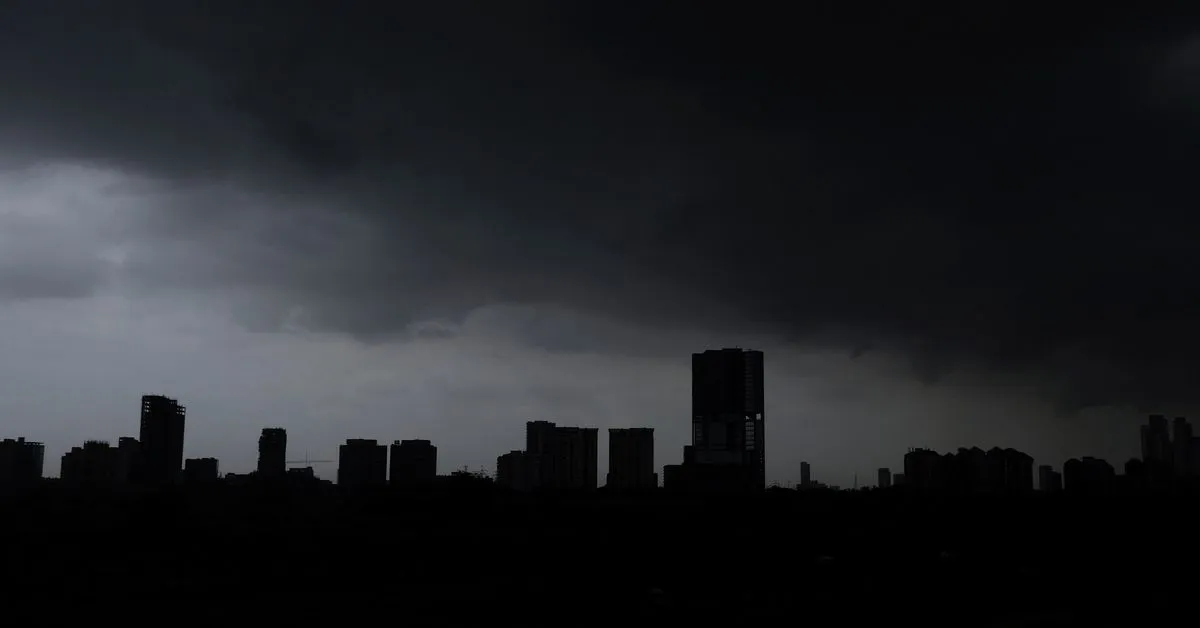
left=607, top=428, right=656, bottom=490
left=1038, top=464, right=1062, bottom=492
left=994, top=447, right=1035, bottom=492
left=526, top=421, right=598, bottom=490
left=61, top=441, right=120, bottom=488
left=903, top=446, right=1033, bottom=492
left=1138, top=414, right=1187, bottom=486
left=337, top=439, right=387, bottom=487
left=903, top=448, right=944, bottom=490
left=800, top=461, right=811, bottom=488
left=1172, top=417, right=1191, bottom=472
left=496, top=450, right=538, bottom=491
left=877, top=467, right=891, bottom=489
left=137, top=395, right=186, bottom=486
left=693, top=348, right=765, bottom=489
left=1190, top=438, right=1200, bottom=477
left=183, top=457, right=219, bottom=483
left=0, top=437, right=44, bottom=486
left=1063, top=456, right=1115, bottom=494
left=288, top=466, right=318, bottom=480
left=389, top=439, right=437, bottom=486
left=666, top=348, right=766, bottom=492
left=1141, top=415, right=1172, bottom=467
left=257, top=428, right=287, bottom=477
left=115, top=437, right=139, bottom=484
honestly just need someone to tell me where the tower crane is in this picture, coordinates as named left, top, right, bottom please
left=285, top=451, right=332, bottom=466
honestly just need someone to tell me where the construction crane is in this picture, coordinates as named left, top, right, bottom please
left=285, top=451, right=332, bottom=466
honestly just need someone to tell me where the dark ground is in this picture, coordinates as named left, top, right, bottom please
left=0, top=486, right=1192, bottom=625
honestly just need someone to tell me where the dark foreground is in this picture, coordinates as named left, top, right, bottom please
left=1, top=486, right=1193, bottom=626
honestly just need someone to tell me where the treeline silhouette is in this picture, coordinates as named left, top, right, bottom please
left=1, top=482, right=1193, bottom=625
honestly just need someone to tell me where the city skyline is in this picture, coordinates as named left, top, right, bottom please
left=1, top=348, right=1177, bottom=490
left=0, top=378, right=1159, bottom=488
left=5, top=4, right=1200, bottom=619
left=6, top=398, right=1189, bottom=494
left=1, top=3, right=1194, bottom=488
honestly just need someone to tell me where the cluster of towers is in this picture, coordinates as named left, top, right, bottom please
left=0, top=348, right=769, bottom=493
left=54, top=395, right=189, bottom=488
left=494, top=423, right=657, bottom=491
left=1139, top=414, right=1200, bottom=477
left=859, top=414, right=1200, bottom=495
left=901, top=447, right=1036, bottom=492
left=490, top=348, right=765, bottom=493
left=0, top=395, right=448, bottom=491
left=8, top=353, right=1200, bottom=497
left=319, top=438, right=439, bottom=487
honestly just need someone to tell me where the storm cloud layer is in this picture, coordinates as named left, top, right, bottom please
left=3, top=0, right=1200, bottom=419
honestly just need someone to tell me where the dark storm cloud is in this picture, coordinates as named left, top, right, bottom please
left=0, top=166, right=122, bottom=300
left=2, top=1, right=1200, bottom=410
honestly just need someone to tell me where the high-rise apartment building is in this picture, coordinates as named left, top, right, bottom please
left=526, top=421, right=598, bottom=490
left=607, top=428, right=656, bottom=490
left=184, top=457, right=220, bottom=483
left=389, top=439, right=437, bottom=486
left=115, top=437, right=139, bottom=484
left=257, top=428, right=288, bottom=476
left=0, top=437, right=44, bottom=486
left=61, top=441, right=121, bottom=487
left=338, top=439, right=387, bottom=487
left=690, top=348, right=766, bottom=490
left=138, top=395, right=186, bottom=486
left=496, top=450, right=538, bottom=491
left=1038, top=464, right=1063, bottom=492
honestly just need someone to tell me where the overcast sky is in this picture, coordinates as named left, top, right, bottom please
left=2, top=2, right=1197, bottom=485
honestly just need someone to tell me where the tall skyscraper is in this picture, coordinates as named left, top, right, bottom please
left=877, top=467, right=892, bottom=489
left=337, top=439, right=387, bottom=487
left=800, top=461, right=811, bottom=487
left=138, top=395, right=186, bottom=486
left=389, top=439, right=437, bottom=486
left=691, top=348, right=766, bottom=490
left=608, top=428, right=656, bottom=490
left=257, top=428, right=288, bottom=476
